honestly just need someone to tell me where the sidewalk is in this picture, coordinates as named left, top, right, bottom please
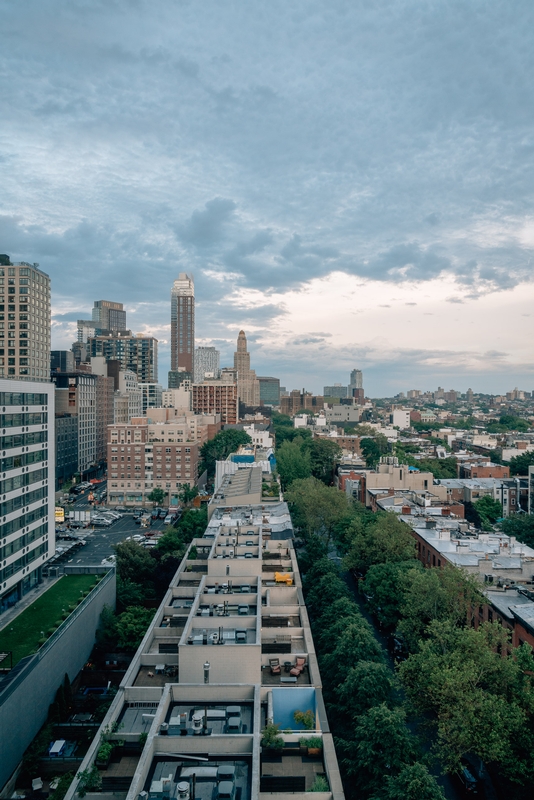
left=0, top=574, right=62, bottom=633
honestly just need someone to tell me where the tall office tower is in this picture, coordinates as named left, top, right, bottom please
left=170, top=273, right=194, bottom=380
left=0, top=380, right=55, bottom=616
left=194, top=346, right=220, bottom=383
left=233, top=330, right=260, bottom=407
left=0, top=257, right=51, bottom=382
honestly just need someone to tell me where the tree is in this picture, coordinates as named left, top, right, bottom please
left=502, top=513, right=534, bottom=548
left=398, top=565, right=482, bottom=652
left=337, top=704, right=418, bottom=794
left=286, top=477, right=349, bottom=544
left=114, top=540, right=156, bottom=588
left=374, top=762, right=445, bottom=800
left=343, top=513, right=416, bottom=575
left=96, top=604, right=118, bottom=649
left=199, top=429, right=252, bottom=478
left=179, top=485, right=198, bottom=506
left=362, top=560, right=422, bottom=630
left=473, top=495, right=502, bottom=530
left=398, top=620, right=532, bottom=773
left=509, top=450, right=534, bottom=476
left=148, top=487, right=165, bottom=506
left=276, top=439, right=311, bottom=489
left=320, top=620, right=384, bottom=686
left=333, top=661, right=394, bottom=719
left=116, top=606, right=155, bottom=650
left=117, top=577, right=146, bottom=609
left=307, top=438, right=342, bottom=484
left=360, top=438, right=383, bottom=468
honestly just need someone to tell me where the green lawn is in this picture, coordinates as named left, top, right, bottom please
left=0, top=575, right=99, bottom=666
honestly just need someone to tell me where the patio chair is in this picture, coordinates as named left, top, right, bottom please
left=290, top=657, right=307, bottom=677
left=269, top=658, right=281, bottom=675
left=32, top=779, right=44, bottom=792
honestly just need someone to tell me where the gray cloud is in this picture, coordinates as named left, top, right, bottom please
left=3, top=0, right=534, bottom=389
left=177, top=198, right=237, bottom=247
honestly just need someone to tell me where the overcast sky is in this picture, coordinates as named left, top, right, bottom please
left=2, top=0, right=534, bottom=396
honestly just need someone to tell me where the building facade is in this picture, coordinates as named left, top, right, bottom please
left=54, top=373, right=97, bottom=475
left=50, top=350, right=74, bottom=373
left=87, top=332, right=158, bottom=383
left=258, top=376, right=280, bottom=406
left=170, top=273, right=195, bottom=379
left=0, top=380, right=55, bottom=615
left=107, top=416, right=208, bottom=506
left=194, top=345, right=220, bottom=383
left=55, top=413, right=78, bottom=490
left=234, top=330, right=260, bottom=407
left=92, top=299, right=126, bottom=331
left=192, top=380, right=238, bottom=424
left=0, top=258, right=51, bottom=382
left=139, top=382, right=163, bottom=413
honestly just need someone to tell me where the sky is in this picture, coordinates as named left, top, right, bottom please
left=2, top=0, right=534, bottom=397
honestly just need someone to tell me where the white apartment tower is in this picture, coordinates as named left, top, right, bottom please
left=0, top=379, right=55, bottom=615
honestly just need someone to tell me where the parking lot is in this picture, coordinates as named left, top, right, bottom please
left=56, top=485, right=168, bottom=567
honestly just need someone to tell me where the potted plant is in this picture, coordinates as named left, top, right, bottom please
left=261, top=722, right=285, bottom=751
left=299, top=736, right=322, bottom=757
left=293, top=709, right=315, bottom=730
left=95, top=741, right=114, bottom=768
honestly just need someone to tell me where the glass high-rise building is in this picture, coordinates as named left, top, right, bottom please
left=170, top=273, right=194, bottom=378
left=0, top=258, right=51, bottom=381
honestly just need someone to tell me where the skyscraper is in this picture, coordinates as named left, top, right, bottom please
left=194, top=346, right=220, bottom=383
left=0, top=257, right=51, bottom=381
left=170, top=274, right=194, bottom=385
left=349, top=369, right=363, bottom=389
left=233, top=330, right=260, bottom=407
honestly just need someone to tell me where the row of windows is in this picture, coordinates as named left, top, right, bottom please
left=0, top=467, right=48, bottom=496
left=0, top=485, right=48, bottom=516
left=1, top=504, right=47, bottom=539
left=1, top=522, right=48, bottom=559
left=0, top=392, right=48, bottom=406
left=0, top=412, right=48, bottom=428
left=0, top=430, right=47, bottom=451
left=1, top=448, right=47, bottom=472
left=0, top=541, right=48, bottom=582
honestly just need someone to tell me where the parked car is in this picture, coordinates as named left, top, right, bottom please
left=451, top=759, right=482, bottom=795
left=151, top=507, right=162, bottom=520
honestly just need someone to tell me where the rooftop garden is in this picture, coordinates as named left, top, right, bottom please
left=0, top=574, right=100, bottom=666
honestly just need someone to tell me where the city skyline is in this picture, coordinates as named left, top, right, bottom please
left=3, top=2, right=534, bottom=394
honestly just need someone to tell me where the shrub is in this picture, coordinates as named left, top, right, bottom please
left=310, top=775, right=329, bottom=792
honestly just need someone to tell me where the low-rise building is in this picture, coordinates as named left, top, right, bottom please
left=107, top=413, right=219, bottom=506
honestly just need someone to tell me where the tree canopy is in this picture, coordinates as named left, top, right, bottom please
left=199, top=428, right=252, bottom=478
